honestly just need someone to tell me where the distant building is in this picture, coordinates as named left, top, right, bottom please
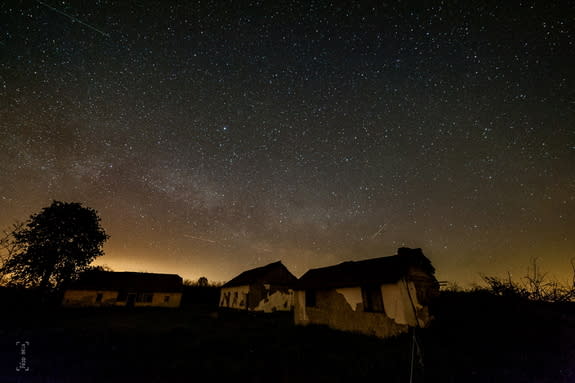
left=294, top=248, right=439, bottom=338
left=219, top=261, right=297, bottom=312
left=62, top=271, right=183, bottom=308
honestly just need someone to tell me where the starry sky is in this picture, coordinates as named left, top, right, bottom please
left=1, top=0, right=573, bottom=285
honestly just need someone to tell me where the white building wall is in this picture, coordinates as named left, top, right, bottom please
left=219, top=285, right=250, bottom=310
left=135, top=292, right=182, bottom=308
left=335, top=287, right=363, bottom=311
left=220, top=285, right=294, bottom=312
left=381, top=280, right=422, bottom=326
left=294, top=290, right=307, bottom=323
left=62, top=289, right=118, bottom=306
left=254, top=289, right=293, bottom=313
left=62, top=290, right=182, bottom=308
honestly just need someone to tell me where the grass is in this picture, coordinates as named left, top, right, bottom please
left=0, top=293, right=573, bottom=382
left=0, top=306, right=412, bottom=382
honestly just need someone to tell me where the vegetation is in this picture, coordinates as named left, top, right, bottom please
left=427, top=286, right=573, bottom=382
left=0, top=240, right=571, bottom=381
left=0, top=261, right=572, bottom=381
left=0, top=297, right=571, bottom=382
left=480, top=258, right=575, bottom=303
left=182, top=276, right=222, bottom=307
left=0, top=201, right=109, bottom=290
left=82, top=264, right=114, bottom=273
left=442, top=258, right=575, bottom=303
left=183, top=276, right=221, bottom=287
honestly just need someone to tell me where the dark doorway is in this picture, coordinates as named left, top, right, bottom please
left=361, top=285, right=385, bottom=313
left=126, top=293, right=136, bottom=307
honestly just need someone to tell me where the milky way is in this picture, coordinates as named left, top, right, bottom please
left=1, top=1, right=573, bottom=284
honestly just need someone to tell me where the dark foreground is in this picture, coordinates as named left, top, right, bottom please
left=0, top=294, right=573, bottom=383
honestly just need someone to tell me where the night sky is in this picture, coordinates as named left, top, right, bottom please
left=1, top=1, right=573, bottom=285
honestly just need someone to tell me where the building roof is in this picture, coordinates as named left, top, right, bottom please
left=223, top=261, right=297, bottom=288
left=67, top=271, right=183, bottom=292
left=295, top=248, right=435, bottom=290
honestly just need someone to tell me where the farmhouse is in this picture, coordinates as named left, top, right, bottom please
left=219, top=261, right=297, bottom=312
left=62, top=271, right=183, bottom=308
left=294, top=247, right=439, bottom=338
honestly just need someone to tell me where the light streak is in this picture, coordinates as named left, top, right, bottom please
left=371, top=224, right=386, bottom=239
left=183, top=234, right=217, bottom=244
left=36, top=0, right=110, bottom=38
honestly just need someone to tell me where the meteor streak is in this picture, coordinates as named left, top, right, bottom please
left=36, top=0, right=110, bottom=37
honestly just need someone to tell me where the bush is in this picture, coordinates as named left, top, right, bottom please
left=477, top=258, right=575, bottom=303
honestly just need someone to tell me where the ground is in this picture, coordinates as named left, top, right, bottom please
left=0, top=293, right=573, bottom=382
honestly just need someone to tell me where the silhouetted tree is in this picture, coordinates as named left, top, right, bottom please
left=0, top=201, right=109, bottom=290
left=198, top=276, right=208, bottom=287
left=0, top=222, right=26, bottom=285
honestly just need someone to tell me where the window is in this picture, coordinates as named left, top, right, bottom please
left=305, top=289, right=316, bottom=307
left=95, top=293, right=103, bottom=303
left=362, top=286, right=384, bottom=313
left=164, top=295, right=170, bottom=303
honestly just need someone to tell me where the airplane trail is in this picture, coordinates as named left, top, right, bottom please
left=36, top=0, right=110, bottom=37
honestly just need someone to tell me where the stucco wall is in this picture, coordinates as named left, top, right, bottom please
left=63, top=289, right=119, bottom=307
left=294, top=290, right=307, bottom=322
left=219, top=285, right=250, bottom=310
left=134, top=292, right=182, bottom=308
left=294, top=280, right=434, bottom=338
left=254, top=289, right=293, bottom=312
left=335, top=287, right=363, bottom=311
left=296, top=288, right=408, bottom=338
left=62, top=290, right=182, bottom=308
left=220, top=284, right=293, bottom=312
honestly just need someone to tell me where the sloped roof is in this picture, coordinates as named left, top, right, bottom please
left=68, top=271, right=183, bottom=292
left=295, top=248, right=435, bottom=290
left=223, top=261, right=297, bottom=288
